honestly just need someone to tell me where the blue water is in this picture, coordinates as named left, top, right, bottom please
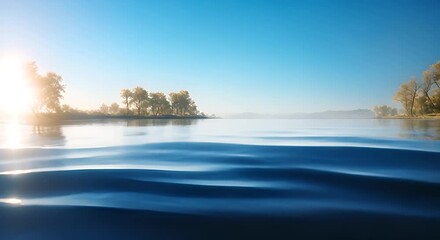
left=0, top=119, right=440, bottom=239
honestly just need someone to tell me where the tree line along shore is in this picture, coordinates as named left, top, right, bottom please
left=15, top=59, right=440, bottom=122
left=64, top=88, right=206, bottom=118
left=373, top=60, right=440, bottom=119
left=16, top=61, right=209, bottom=123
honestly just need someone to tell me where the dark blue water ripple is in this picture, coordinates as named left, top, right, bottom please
left=1, top=142, right=440, bottom=239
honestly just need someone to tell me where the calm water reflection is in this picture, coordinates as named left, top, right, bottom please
left=398, top=119, right=440, bottom=140
left=0, top=119, right=439, bottom=149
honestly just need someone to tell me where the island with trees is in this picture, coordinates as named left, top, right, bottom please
left=17, top=61, right=209, bottom=123
left=373, top=60, right=440, bottom=119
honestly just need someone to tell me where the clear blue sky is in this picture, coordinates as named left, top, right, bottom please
left=1, top=0, right=439, bottom=115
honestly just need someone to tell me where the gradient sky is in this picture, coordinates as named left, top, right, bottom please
left=1, top=0, right=439, bottom=115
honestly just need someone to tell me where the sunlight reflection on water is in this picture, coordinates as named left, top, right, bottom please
left=0, top=198, right=23, bottom=205
left=4, top=118, right=23, bottom=148
left=0, top=164, right=219, bottom=175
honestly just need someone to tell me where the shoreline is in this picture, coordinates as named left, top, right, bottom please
left=377, top=115, right=440, bottom=120
left=24, top=114, right=212, bottom=125
left=4, top=114, right=440, bottom=124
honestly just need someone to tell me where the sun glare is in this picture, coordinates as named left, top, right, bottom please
left=4, top=119, right=24, bottom=148
left=0, top=55, right=34, bottom=116
left=0, top=198, right=23, bottom=205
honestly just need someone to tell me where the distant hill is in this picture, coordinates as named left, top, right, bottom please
left=222, top=109, right=375, bottom=119
left=306, top=109, right=375, bottom=119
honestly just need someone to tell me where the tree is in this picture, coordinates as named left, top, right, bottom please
left=421, top=62, right=440, bottom=112
left=150, top=92, right=171, bottom=115
left=61, top=104, right=74, bottom=113
left=43, top=73, right=65, bottom=113
left=31, top=72, right=65, bottom=113
left=99, top=104, right=109, bottom=114
left=373, top=105, right=397, bottom=117
left=23, top=62, right=65, bottom=114
left=414, top=95, right=430, bottom=115
left=120, top=89, right=133, bottom=115
left=431, top=61, right=440, bottom=88
left=394, top=78, right=420, bottom=116
left=431, top=88, right=440, bottom=109
left=169, top=90, right=198, bottom=116
left=422, top=70, right=437, bottom=111
left=188, top=99, right=199, bottom=116
left=109, top=102, right=120, bottom=115
left=132, top=86, right=149, bottom=115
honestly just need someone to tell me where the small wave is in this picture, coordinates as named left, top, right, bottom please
left=1, top=142, right=440, bottom=239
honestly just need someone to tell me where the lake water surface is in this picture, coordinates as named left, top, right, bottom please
left=0, top=119, right=439, bottom=239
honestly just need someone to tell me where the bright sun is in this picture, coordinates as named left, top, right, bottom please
left=0, top=55, right=34, bottom=116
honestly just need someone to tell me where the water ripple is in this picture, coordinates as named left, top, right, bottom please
left=1, top=142, right=440, bottom=239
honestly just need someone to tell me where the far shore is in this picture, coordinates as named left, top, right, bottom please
left=22, top=113, right=212, bottom=125
left=3, top=113, right=440, bottom=124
